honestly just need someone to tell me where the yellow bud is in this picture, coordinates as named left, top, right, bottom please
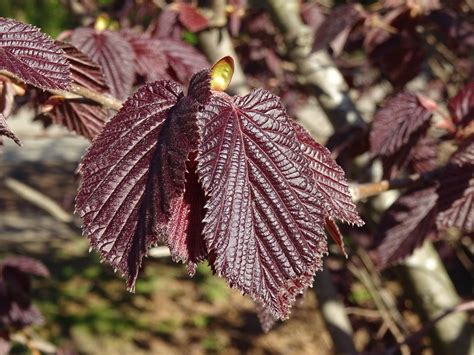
left=94, top=14, right=110, bottom=32
left=210, top=56, right=234, bottom=92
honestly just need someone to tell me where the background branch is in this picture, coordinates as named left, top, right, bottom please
left=264, top=0, right=366, bottom=129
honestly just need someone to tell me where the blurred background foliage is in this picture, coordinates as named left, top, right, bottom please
left=0, top=0, right=72, bottom=36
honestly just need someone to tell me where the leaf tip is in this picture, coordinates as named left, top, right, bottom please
left=210, top=56, right=234, bottom=91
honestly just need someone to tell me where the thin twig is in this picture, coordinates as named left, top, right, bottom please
left=4, top=177, right=74, bottom=224
left=348, top=251, right=410, bottom=355
left=350, top=168, right=442, bottom=201
left=68, top=83, right=122, bottom=110
left=387, top=301, right=474, bottom=355
left=0, top=70, right=123, bottom=111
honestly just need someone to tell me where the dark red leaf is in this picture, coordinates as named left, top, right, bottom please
left=152, top=7, right=182, bottom=40
left=76, top=70, right=210, bottom=289
left=374, top=186, right=438, bottom=268
left=0, top=281, right=43, bottom=329
left=159, top=39, right=209, bottom=84
left=0, top=113, right=20, bottom=145
left=167, top=158, right=207, bottom=275
left=312, top=4, right=363, bottom=54
left=178, top=3, right=209, bottom=32
left=450, top=135, right=474, bottom=167
left=71, top=28, right=135, bottom=100
left=123, top=31, right=169, bottom=83
left=436, top=167, right=473, bottom=233
left=436, top=141, right=474, bottom=233
left=0, top=256, right=49, bottom=329
left=324, top=217, right=347, bottom=257
left=427, top=9, right=474, bottom=57
left=370, top=32, right=425, bottom=88
left=292, top=122, right=363, bottom=226
left=0, top=17, right=70, bottom=90
left=408, top=135, right=437, bottom=174
left=46, top=98, right=108, bottom=140
left=370, top=92, right=433, bottom=156
left=0, top=256, right=49, bottom=277
left=381, top=129, right=433, bottom=179
left=196, top=89, right=328, bottom=319
left=448, top=81, right=474, bottom=127
left=59, top=41, right=107, bottom=92
left=44, top=42, right=109, bottom=140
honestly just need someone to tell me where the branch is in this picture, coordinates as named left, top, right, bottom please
left=4, top=177, right=74, bottom=225
left=197, top=0, right=249, bottom=95
left=314, top=266, right=357, bottom=355
left=350, top=168, right=442, bottom=201
left=351, top=174, right=421, bottom=201
left=0, top=69, right=123, bottom=111
left=388, top=301, right=474, bottom=354
left=398, top=241, right=474, bottom=353
left=67, top=83, right=122, bottom=110
left=264, top=0, right=366, bottom=129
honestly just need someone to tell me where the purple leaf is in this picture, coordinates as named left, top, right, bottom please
left=292, top=121, right=363, bottom=226
left=436, top=139, right=474, bottom=233
left=43, top=42, right=109, bottom=140
left=374, top=186, right=438, bottom=268
left=167, top=158, right=207, bottom=275
left=76, top=70, right=210, bottom=289
left=177, top=3, right=209, bottom=32
left=0, top=256, right=49, bottom=329
left=0, top=256, right=49, bottom=277
left=123, top=30, right=170, bottom=83
left=450, top=134, right=474, bottom=167
left=59, top=41, right=107, bottom=92
left=325, top=217, right=347, bottom=257
left=0, top=113, right=20, bottom=145
left=71, top=28, right=135, bottom=100
left=448, top=81, right=474, bottom=127
left=408, top=135, right=437, bottom=174
left=196, top=89, right=328, bottom=319
left=436, top=167, right=473, bottom=233
left=0, top=17, right=70, bottom=90
left=45, top=98, right=108, bottom=140
left=370, top=33, right=426, bottom=88
left=312, top=4, right=363, bottom=54
left=152, top=8, right=182, bottom=40
left=370, top=92, right=433, bottom=156
left=381, top=128, right=432, bottom=179
left=159, top=39, right=209, bottom=84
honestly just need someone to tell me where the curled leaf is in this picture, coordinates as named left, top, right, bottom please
left=210, top=56, right=234, bottom=92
